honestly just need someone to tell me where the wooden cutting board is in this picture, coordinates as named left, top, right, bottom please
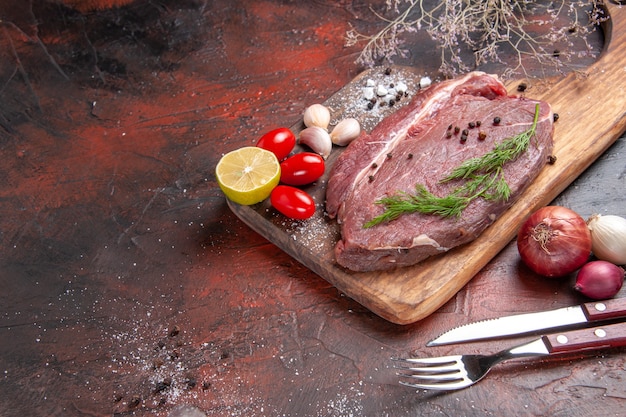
left=228, top=2, right=626, bottom=324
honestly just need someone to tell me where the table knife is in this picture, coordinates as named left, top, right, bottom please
left=427, top=297, right=626, bottom=346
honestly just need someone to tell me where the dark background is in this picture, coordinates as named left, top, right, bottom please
left=1, top=1, right=624, bottom=416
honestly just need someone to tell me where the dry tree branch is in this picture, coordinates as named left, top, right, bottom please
left=347, top=0, right=608, bottom=78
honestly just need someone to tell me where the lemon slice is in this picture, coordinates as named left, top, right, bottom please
left=215, top=146, right=281, bottom=205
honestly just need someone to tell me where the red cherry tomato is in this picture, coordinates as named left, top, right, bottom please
left=256, top=127, right=296, bottom=161
left=280, top=152, right=325, bottom=186
left=270, top=185, right=315, bottom=220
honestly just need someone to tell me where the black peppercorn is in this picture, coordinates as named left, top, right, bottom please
left=128, top=396, right=141, bottom=409
left=384, top=67, right=392, bottom=75
left=454, top=126, right=460, bottom=134
left=407, top=153, right=413, bottom=159
left=517, top=83, right=527, bottom=92
left=169, top=325, right=180, bottom=337
left=468, top=121, right=475, bottom=129
left=476, top=120, right=481, bottom=127
left=553, top=113, right=559, bottom=122
left=548, top=155, right=557, bottom=164
left=387, top=153, right=392, bottom=159
left=493, top=116, right=501, bottom=125
left=371, top=162, right=378, bottom=168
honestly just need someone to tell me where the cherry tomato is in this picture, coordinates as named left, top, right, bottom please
left=280, top=152, right=325, bottom=186
left=270, top=185, right=315, bottom=220
left=256, top=127, right=296, bottom=161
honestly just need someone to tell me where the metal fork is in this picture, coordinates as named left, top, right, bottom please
left=394, top=321, right=626, bottom=391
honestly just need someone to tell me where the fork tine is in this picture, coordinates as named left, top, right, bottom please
left=392, top=356, right=462, bottom=372
left=399, top=378, right=473, bottom=391
left=398, top=355, right=461, bottom=364
left=393, top=355, right=461, bottom=366
left=397, top=369, right=465, bottom=381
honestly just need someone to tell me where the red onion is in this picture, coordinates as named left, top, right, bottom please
left=517, top=206, right=592, bottom=277
left=574, top=260, right=625, bottom=300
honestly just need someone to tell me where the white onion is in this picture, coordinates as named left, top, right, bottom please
left=587, top=214, right=626, bottom=265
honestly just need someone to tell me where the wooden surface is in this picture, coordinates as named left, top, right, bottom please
left=1, top=1, right=625, bottom=416
left=229, top=0, right=626, bottom=325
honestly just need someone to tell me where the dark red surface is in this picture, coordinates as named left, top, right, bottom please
left=1, top=1, right=625, bottom=416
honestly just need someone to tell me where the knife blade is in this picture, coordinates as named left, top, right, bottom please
left=427, top=297, right=626, bottom=346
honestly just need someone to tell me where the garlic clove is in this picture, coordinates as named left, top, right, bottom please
left=330, top=118, right=361, bottom=146
left=298, top=126, right=332, bottom=159
left=303, top=104, right=331, bottom=130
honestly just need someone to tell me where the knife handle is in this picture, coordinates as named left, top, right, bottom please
left=582, top=297, right=626, bottom=321
left=543, top=321, right=626, bottom=354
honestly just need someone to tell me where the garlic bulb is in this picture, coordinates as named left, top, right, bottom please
left=330, top=118, right=361, bottom=146
left=299, top=126, right=332, bottom=159
left=587, top=214, right=626, bottom=265
left=303, top=104, right=330, bottom=130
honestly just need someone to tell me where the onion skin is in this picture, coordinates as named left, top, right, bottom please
left=587, top=214, right=626, bottom=265
left=517, top=206, right=592, bottom=277
left=574, top=261, right=625, bottom=300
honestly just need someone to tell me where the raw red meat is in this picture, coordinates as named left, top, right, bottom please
left=326, top=72, right=554, bottom=272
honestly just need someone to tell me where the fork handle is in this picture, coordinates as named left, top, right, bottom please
left=543, top=321, right=626, bottom=354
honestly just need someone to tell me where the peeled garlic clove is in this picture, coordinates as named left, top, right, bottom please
left=299, top=126, right=332, bottom=159
left=330, top=118, right=361, bottom=146
left=303, top=104, right=331, bottom=130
